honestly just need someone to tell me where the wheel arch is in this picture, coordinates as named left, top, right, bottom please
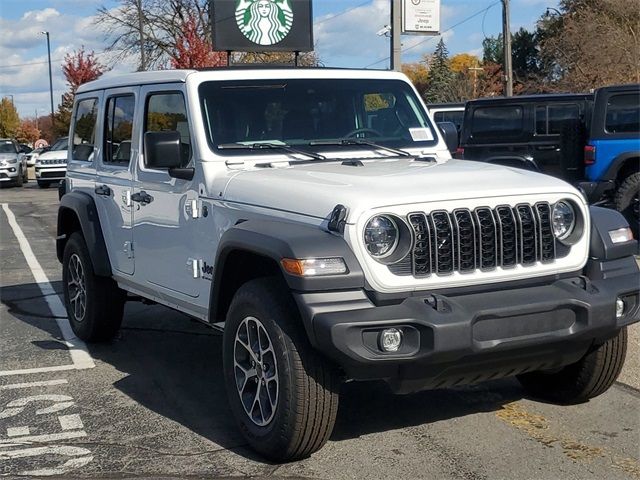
left=208, top=219, right=365, bottom=325
left=601, top=151, right=639, bottom=183
left=57, top=192, right=112, bottom=277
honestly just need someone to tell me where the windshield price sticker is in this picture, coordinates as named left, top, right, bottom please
left=409, top=128, right=434, bottom=142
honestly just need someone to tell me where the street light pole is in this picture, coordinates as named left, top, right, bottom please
left=390, top=0, right=402, bottom=71
left=41, top=31, right=55, bottom=124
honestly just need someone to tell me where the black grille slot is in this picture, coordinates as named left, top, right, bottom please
left=495, top=206, right=517, bottom=268
left=535, top=203, right=555, bottom=262
left=453, top=209, right=476, bottom=272
left=516, top=204, right=537, bottom=265
left=408, top=213, right=432, bottom=277
left=431, top=211, right=454, bottom=274
left=474, top=207, right=497, bottom=269
left=390, top=203, right=557, bottom=278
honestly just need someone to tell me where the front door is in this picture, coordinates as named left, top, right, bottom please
left=132, top=85, right=200, bottom=298
left=95, top=88, right=138, bottom=275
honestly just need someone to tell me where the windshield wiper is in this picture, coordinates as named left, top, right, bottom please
left=309, top=138, right=413, bottom=158
left=218, top=142, right=326, bottom=161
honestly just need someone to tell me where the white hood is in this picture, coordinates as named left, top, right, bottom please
left=38, top=149, right=67, bottom=160
left=222, top=158, right=581, bottom=222
left=0, top=153, right=18, bottom=161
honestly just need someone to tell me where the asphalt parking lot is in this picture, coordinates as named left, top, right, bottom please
left=1, top=181, right=639, bottom=479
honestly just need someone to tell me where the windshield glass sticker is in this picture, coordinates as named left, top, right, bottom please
left=409, top=128, right=434, bottom=142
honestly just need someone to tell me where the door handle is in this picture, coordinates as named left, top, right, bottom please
left=131, top=191, right=154, bottom=205
left=536, top=145, right=558, bottom=151
left=95, top=185, right=112, bottom=196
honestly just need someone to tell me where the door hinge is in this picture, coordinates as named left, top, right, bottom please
left=123, top=241, right=134, bottom=259
left=187, top=258, right=200, bottom=278
left=185, top=199, right=201, bottom=219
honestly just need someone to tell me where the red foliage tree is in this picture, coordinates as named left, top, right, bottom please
left=54, top=47, right=108, bottom=138
left=170, top=15, right=227, bottom=69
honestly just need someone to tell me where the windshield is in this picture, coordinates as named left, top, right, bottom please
left=0, top=141, right=17, bottom=154
left=50, top=138, right=69, bottom=151
left=199, top=79, right=437, bottom=155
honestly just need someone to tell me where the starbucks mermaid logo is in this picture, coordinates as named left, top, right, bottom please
left=235, top=0, right=294, bottom=46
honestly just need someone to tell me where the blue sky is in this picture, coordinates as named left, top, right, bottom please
left=0, top=0, right=556, bottom=118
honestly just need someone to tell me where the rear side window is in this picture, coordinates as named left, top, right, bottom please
left=606, top=94, right=640, bottom=133
left=145, top=92, right=191, bottom=167
left=72, top=98, right=98, bottom=161
left=434, top=110, right=464, bottom=128
left=536, top=103, right=580, bottom=135
left=471, top=106, right=523, bottom=140
left=104, top=95, right=135, bottom=165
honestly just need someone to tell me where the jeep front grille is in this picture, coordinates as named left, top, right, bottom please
left=393, top=203, right=556, bottom=277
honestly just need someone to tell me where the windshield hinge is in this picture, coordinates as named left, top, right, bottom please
left=225, top=159, right=245, bottom=169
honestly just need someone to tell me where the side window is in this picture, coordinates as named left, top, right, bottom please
left=104, top=95, right=135, bottom=165
left=606, top=93, right=640, bottom=133
left=72, top=98, right=98, bottom=161
left=548, top=104, right=580, bottom=135
left=535, top=105, right=547, bottom=135
left=145, top=92, right=191, bottom=167
left=471, top=106, right=523, bottom=140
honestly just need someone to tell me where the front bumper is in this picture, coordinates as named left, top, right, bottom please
left=0, top=167, right=19, bottom=182
left=296, top=257, right=639, bottom=393
left=35, top=166, right=66, bottom=180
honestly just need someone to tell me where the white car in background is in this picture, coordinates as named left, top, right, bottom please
left=35, top=137, right=68, bottom=188
left=0, top=138, right=28, bottom=187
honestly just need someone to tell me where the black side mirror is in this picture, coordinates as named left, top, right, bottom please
left=144, top=130, right=194, bottom=180
left=436, top=121, right=459, bottom=154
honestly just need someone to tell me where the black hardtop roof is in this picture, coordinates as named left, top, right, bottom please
left=426, top=102, right=465, bottom=109
left=595, top=83, right=640, bottom=94
left=467, top=92, right=593, bottom=106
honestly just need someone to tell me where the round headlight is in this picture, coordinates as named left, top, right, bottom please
left=552, top=201, right=576, bottom=240
left=364, top=215, right=399, bottom=258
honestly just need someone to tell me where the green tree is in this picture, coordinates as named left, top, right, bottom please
left=423, top=39, right=455, bottom=103
left=0, top=98, right=20, bottom=138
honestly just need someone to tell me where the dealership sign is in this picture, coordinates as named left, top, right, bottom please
left=211, top=0, right=313, bottom=52
left=402, top=0, right=440, bottom=35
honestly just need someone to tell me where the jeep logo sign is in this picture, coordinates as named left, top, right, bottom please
left=211, top=0, right=313, bottom=52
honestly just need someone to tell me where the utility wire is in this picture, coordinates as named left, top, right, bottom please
left=364, top=0, right=501, bottom=68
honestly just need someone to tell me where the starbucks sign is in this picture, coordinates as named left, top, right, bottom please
left=211, top=0, right=313, bottom=52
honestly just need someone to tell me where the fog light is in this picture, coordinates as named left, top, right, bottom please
left=379, top=328, right=402, bottom=352
left=616, top=298, right=625, bottom=319
left=609, top=227, right=634, bottom=244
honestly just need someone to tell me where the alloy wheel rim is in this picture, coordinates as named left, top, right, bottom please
left=233, top=316, right=279, bottom=427
left=67, top=253, right=86, bottom=322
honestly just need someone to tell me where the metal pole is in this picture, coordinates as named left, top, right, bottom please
left=136, top=0, right=146, bottom=70
left=42, top=32, right=55, bottom=123
left=502, top=0, right=513, bottom=96
left=35, top=109, right=38, bottom=131
left=390, top=0, right=402, bottom=71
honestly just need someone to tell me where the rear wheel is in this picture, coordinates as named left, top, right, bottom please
left=615, top=172, right=639, bottom=237
left=62, top=232, right=126, bottom=342
left=517, top=327, right=628, bottom=404
left=223, top=278, right=339, bottom=461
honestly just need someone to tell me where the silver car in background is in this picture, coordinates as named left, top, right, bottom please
left=0, top=138, right=28, bottom=187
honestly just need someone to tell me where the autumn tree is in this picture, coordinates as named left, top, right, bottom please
left=54, top=47, right=108, bottom=138
left=15, top=119, right=41, bottom=145
left=0, top=98, right=20, bottom=138
left=449, top=53, right=480, bottom=74
left=402, top=62, right=429, bottom=96
left=538, top=0, right=640, bottom=90
left=171, top=13, right=227, bottom=68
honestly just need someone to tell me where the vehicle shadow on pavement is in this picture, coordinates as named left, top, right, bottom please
left=2, top=283, right=525, bottom=461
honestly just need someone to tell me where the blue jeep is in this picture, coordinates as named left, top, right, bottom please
left=583, top=84, right=639, bottom=235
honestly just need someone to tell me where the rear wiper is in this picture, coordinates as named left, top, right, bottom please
left=218, top=142, right=326, bottom=161
left=309, top=138, right=413, bottom=158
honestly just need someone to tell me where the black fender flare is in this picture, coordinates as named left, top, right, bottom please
left=601, top=151, right=640, bottom=181
left=57, top=192, right=112, bottom=277
left=209, top=219, right=365, bottom=317
left=484, top=155, right=541, bottom=172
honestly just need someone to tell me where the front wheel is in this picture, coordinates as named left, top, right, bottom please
left=223, top=278, right=339, bottom=461
left=517, top=327, right=628, bottom=404
left=62, top=232, right=126, bottom=342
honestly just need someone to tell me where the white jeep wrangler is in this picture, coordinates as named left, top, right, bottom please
left=57, top=68, right=639, bottom=461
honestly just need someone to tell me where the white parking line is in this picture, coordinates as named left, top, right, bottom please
left=0, top=203, right=95, bottom=373
left=0, top=365, right=79, bottom=378
left=58, top=414, right=83, bottom=431
left=7, top=427, right=30, bottom=437
left=0, top=379, right=68, bottom=390
left=0, top=430, right=87, bottom=446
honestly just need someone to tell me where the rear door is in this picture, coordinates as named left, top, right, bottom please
left=533, top=102, right=585, bottom=181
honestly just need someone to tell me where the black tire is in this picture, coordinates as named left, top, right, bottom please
left=22, top=167, right=28, bottom=183
left=62, top=232, right=126, bottom=342
left=15, top=169, right=23, bottom=187
left=37, top=180, right=50, bottom=188
left=223, top=277, right=339, bottom=461
left=517, top=328, right=628, bottom=404
left=615, top=172, right=640, bottom=238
